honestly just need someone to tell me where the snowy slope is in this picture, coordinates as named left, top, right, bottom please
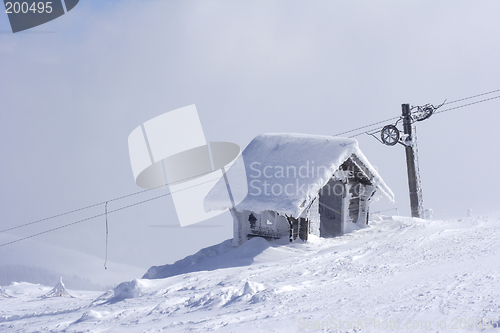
left=0, top=233, right=146, bottom=289
left=1, top=214, right=500, bottom=332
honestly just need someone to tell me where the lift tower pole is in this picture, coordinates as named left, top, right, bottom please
left=401, top=104, right=423, bottom=218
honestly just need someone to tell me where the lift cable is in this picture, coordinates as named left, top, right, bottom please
left=0, top=169, right=214, bottom=234
left=333, top=116, right=400, bottom=137
left=442, top=88, right=500, bottom=105
left=434, top=95, right=500, bottom=115
left=349, top=94, right=500, bottom=139
left=333, top=89, right=500, bottom=138
left=342, top=93, right=500, bottom=139
left=0, top=177, right=221, bottom=248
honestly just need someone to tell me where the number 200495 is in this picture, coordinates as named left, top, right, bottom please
left=5, top=2, right=53, bottom=14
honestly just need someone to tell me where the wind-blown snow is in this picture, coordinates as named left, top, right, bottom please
left=205, top=133, right=394, bottom=217
left=1, top=214, right=500, bottom=332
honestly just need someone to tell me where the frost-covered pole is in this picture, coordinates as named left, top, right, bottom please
left=402, top=104, right=423, bottom=218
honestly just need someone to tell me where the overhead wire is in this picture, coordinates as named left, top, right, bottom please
left=336, top=90, right=500, bottom=138
left=434, top=95, right=500, bottom=115
left=0, top=177, right=221, bottom=248
left=0, top=169, right=215, bottom=234
left=333, top=116, right=400, bottom=137
left=442, top=89, right=500, bottom=105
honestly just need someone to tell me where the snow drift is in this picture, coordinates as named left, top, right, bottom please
left=142, top=237, right=271, bottom=280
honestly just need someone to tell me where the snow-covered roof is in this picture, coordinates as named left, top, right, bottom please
left=204, top=133, right=394, bottom=217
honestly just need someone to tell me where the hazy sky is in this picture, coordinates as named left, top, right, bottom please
left=1, top=1, right=499, bottom=281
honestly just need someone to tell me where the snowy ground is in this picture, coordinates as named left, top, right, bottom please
left=1, top=214, right=500, bottom=332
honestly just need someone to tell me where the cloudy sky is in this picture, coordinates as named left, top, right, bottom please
left=1, top=1, right=499, bottom=283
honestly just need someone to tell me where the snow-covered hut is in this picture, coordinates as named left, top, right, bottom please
left=205, top=133, right=394, bottom=245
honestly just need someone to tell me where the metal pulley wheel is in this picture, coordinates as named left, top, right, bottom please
left=381, top=125, right=400, bottom=146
